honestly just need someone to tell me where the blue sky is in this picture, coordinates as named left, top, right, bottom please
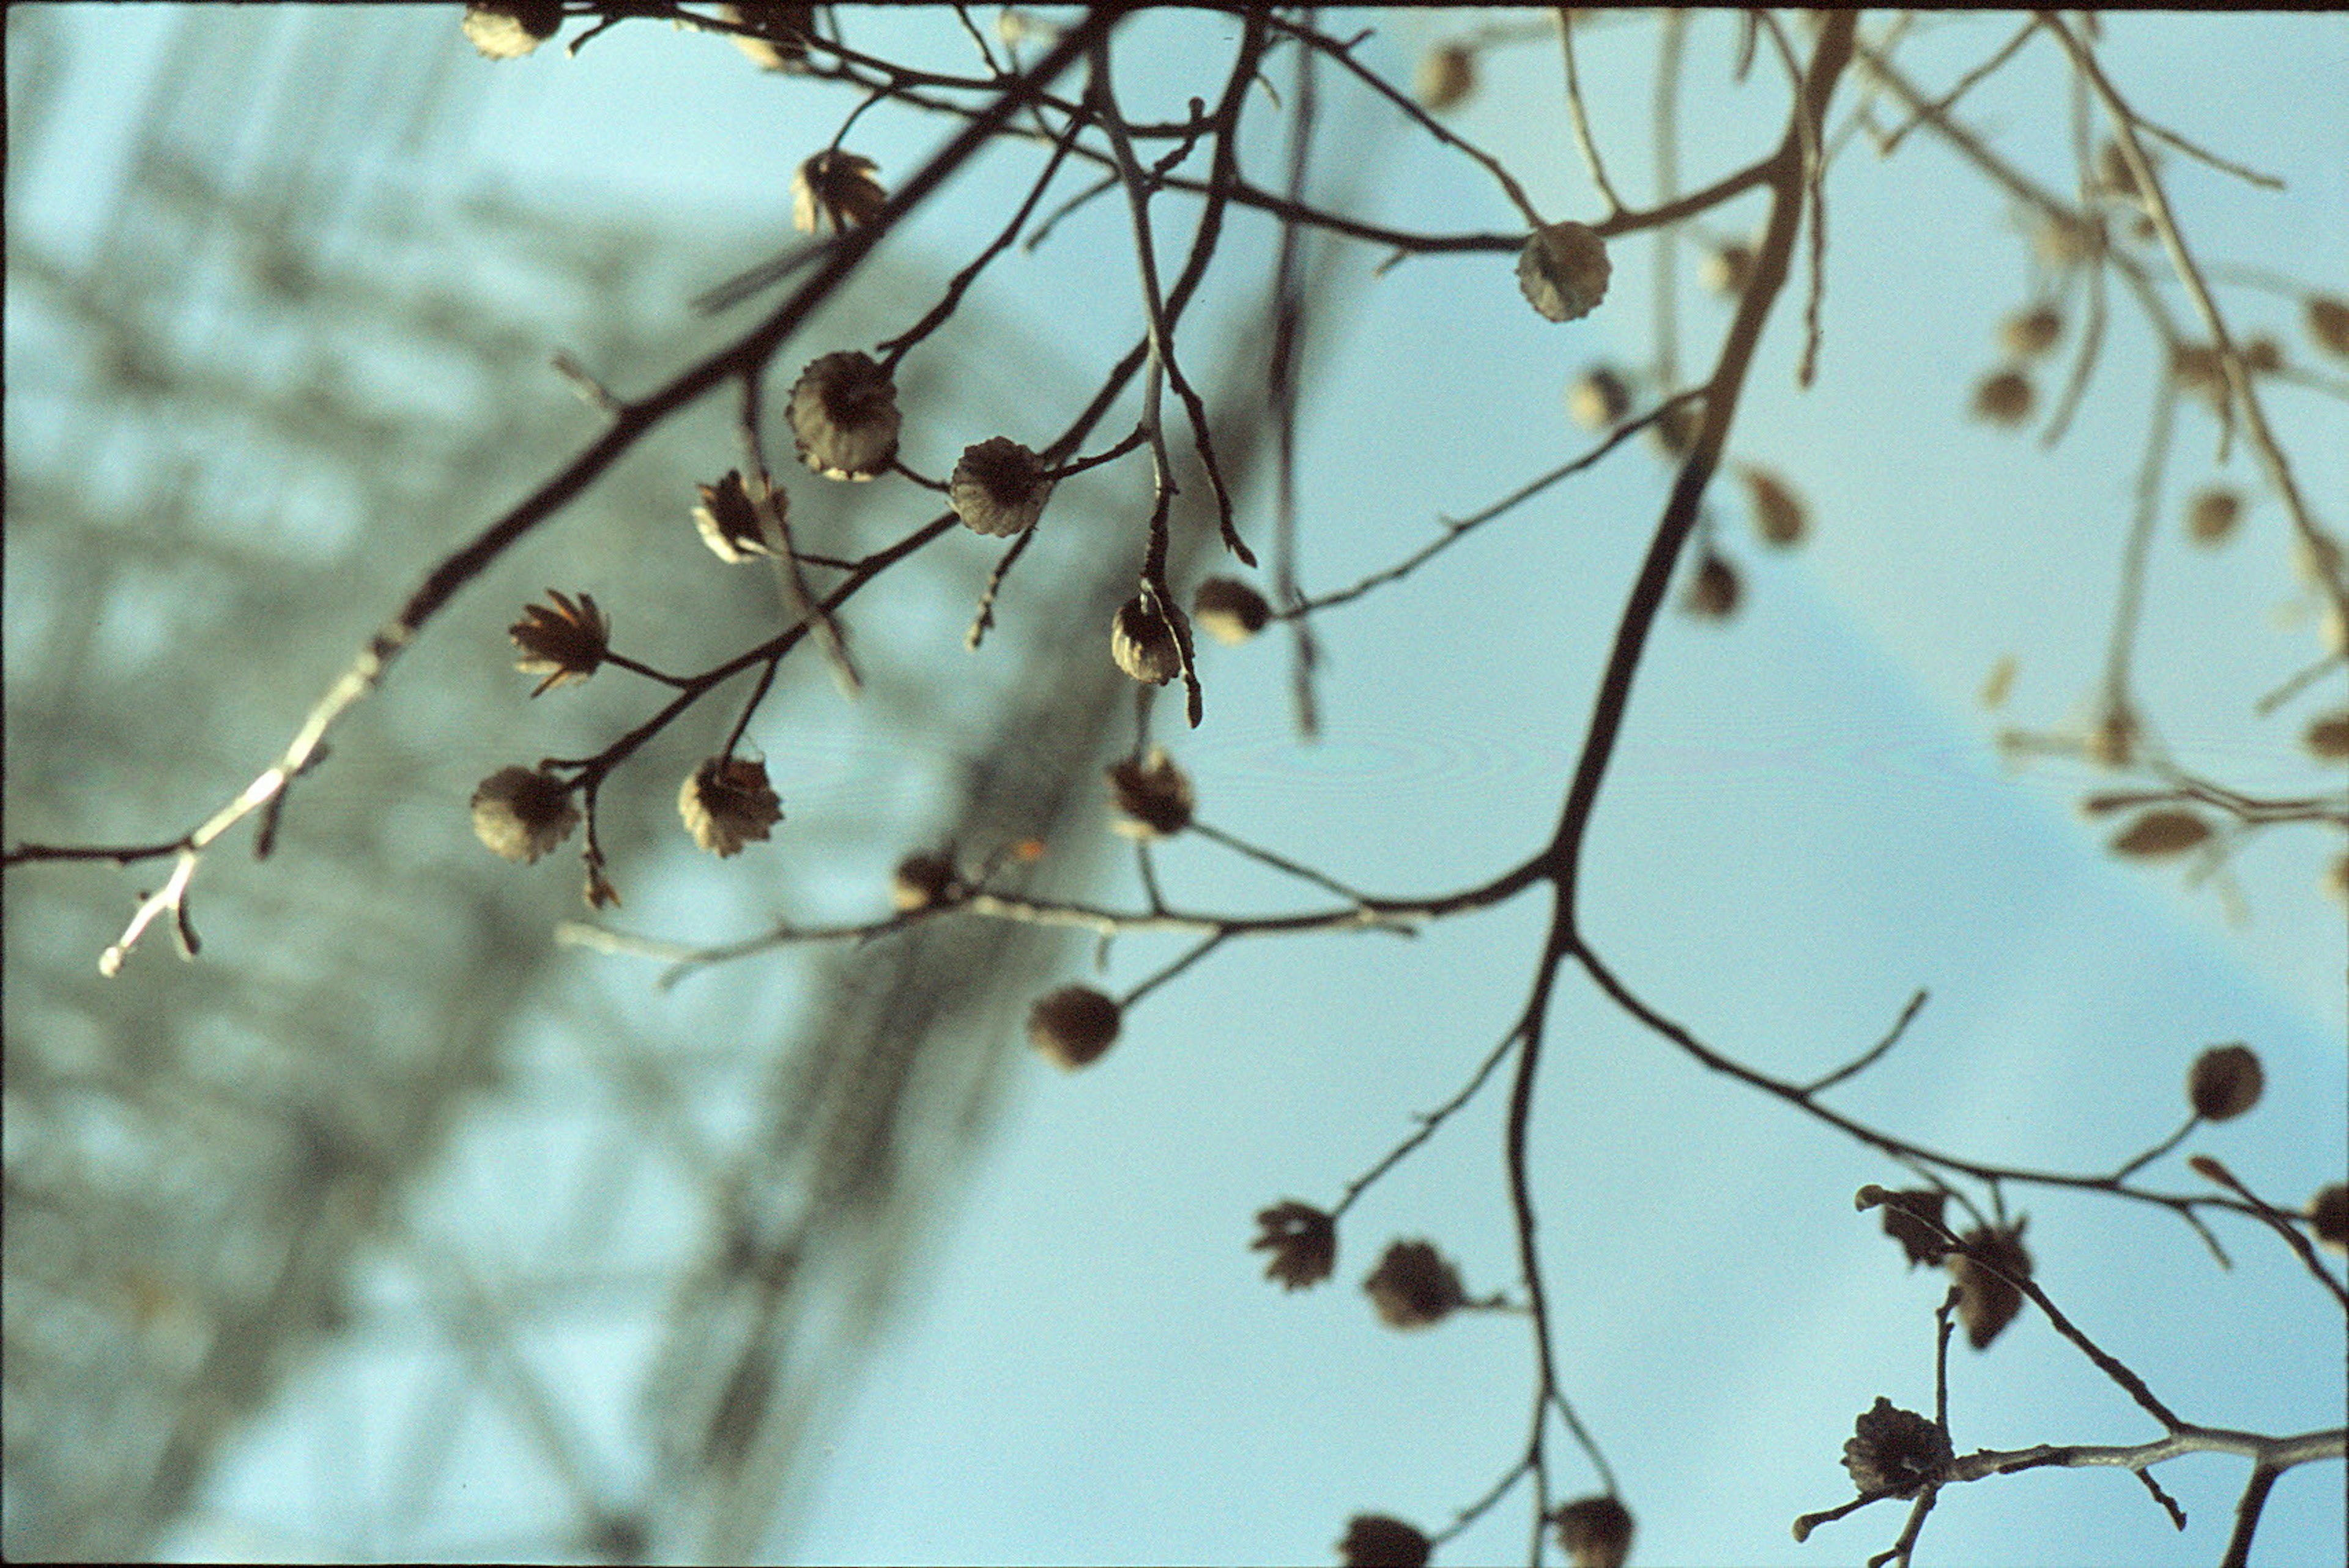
left=11, top=7, right=2343, bottom=1566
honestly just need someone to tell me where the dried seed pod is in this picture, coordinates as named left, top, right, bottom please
left=1336, top=1515, right=1431, bottom=1568
left=1517, top=221, right=1612, bottom=324
left=2304, top=710, right=2349, bottom=761
left=1842, top=1397, right=1953, bottom=1498
left=1682, top=551, right=1740, bottom=620
left=2169, top=341, right=2227, bottom=395
left=2241, top=335, right=2284, bottom=375
left=1110, top=594, right=1184, bottom=685
left=1566, top=365, right=1633, bottom=430
left=1648, top=398, right=1704, bottom=459
left=1701, top=241, right=1754, bottom=298
left=792, top=149, right=888, bottom=234
left=693, top=468, right=790, bottom=562
left=508, top=590, right=610, bottom=696
left=1026, top=983, right=1121, bottom=1069
left=719, top=3, right=812, bottom=72
left=1972, top=369, right=2034, bottom=426
left=1549, top=1495, right=1635, bottom=1568
left=1998, top=304, right=2064, bottom=359
left=1106, top=746, right=1195, bottom=839
left=1362, top=1239, right=1466, bottom=1329
left=2310, top=1183, right=2348, bottom=1254
left=2086, top=706, right=2139, bottom=768
left=462, top=1, right=562, bottom=58
left=2032, top=212, right=2099, bottom=269
left=1192, top=577, right=1271, bottom=645
left=787, top=351, right=901, bottom=480
left=2185, top=487, right=2242, bottom=546
left=1414, top=43, right=1475, bottom=111
left=889, top=850, right=958, bottom=912
left=1877, top=1188, right=1952, bottom=1268
left=949, top=437, right=1053, bottom=537
left=1738, top=463, right=1808, bottom=548
left=1251, top=1200, right=1337, bottom=1291
left=678, top=756, right=784, bottom=858
left=2307, top=295, right=2349, bottom=359
left=2110, top=809, right=2213, bottom=860
left=1950, top=1221, right=2032, bottom=1350
left=470, top=767, right=579, bottom=864
left=2187, top=1043, right=2263, bottom=1121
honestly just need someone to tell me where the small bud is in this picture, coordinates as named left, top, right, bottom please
left=1192, top=577, right=1272, bottom=645
left=1336, top=1515, right=1431, bottom=1568
left=2310, top=1183, right=2348, bottom=1254
left=2306, top=295, right=2349, bottom=359
left=1566, top=365, right=1633, bottom=430
left=788, top=351, right=901, bottom=480
left=792, top=149, right=888, bottom=234
left=1414, top=43, right=1475, bottom=111
left=1876, top=1188, right=1951, bottom=1268
left=719, top=3, right=812, bottom=72
left=583, top=862, right=623, bottom=911
left=889, top=850, right=958, bottom=912
left=508, top=589, right=610, bottom=696
left=1549, top=1495, right=1635, bottom=1568
left=1517, top=221, right=1612, bottom=324
left=2241, top=335, right=2284, bottom=376
left=462, top=1, right=562, bottom=58
left=1111, top=594, right=1184, bottom=685
left=1737, top=463, right=1809, bottom=548
left=1026, top=984, right=1121, bottom=1069
left=2169, top=342, right=2227, bottom=396
left=470, top=767, right=579, bottom=864
left=2187, top=1043, right=2263, bottom=1122
left=2109, top=809, right=2212, bottom=860
left=1998, top=305, right=2063, bottom=360
left=1949, top=1221, right=2032, bottom=1350
left=1701, top=241, right=1754, bottom=299
left=1682, top=551, right=1740, bottom=620
left=694, top=469, right=789, bottom=562
left=2184, top=488, right=2241, bottom=546
left=949, top=436, right=1053, bottom=537
left=1972, top=369, right=2034, bottom=426
left=2301, top=710, right=2349, bottom=761
left=1842, top=1397, right=1953, bottom=1498
left=678, top=756, right=784, bottom=858
left=1106, top=746, right=1195, bottom=839
left=1362, top=1239, right=1467, bottom=1329
left=1252, top=1200, right=1337, bottom=1291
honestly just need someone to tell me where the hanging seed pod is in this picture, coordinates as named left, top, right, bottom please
left=1335, top=1515, right=1432, bottom=1568
left=1737, top=463, right=1809, bottom=548
left=889, top=850, right=959, bottom=912
left=787, top=351, right=901, bottom=480
left=462, top=1, right=562, bottom=58
left=470, top=767, right=579, bottom=864
left=2306, top=295, right=2349, bottom=359
left=1110, top=594, right=1184, bottom=685
left=1998, top=305, right=2063, bottom=359
left=678, top=756, right=784, bottom=858
left=2311, top=1184, right=2348, bottom=1254
left=1549, top=1495, right=1636, bottom=1568
left=1192, top=577, right=1271, bottom=645
left=1566, top=365, right=1633, bottom=430
left=1949, top=1221, right=2032, bottom=1350
left=1682, top=551, right=1741, bottom=620
left=2303, top=710, right=2349, bottom=760
left=1972, top=369, right=2034, bottom=426
left=1414, top=43, right=1475, bottom=111
left=1361, top=1239, right=1467, bottom=1329
left=1841, top=1398, right=1953, bottom=1498
left=1701, top=241, right=1754, bottom=299
left=1516, top=221, right=1612, bottom=323
left=2109, top=809, right=2212, bottom=859
left=2187, top=1043, right=2264, bottom=1121
left=2185, top=487, right=2241, bottom=546
left=1026, top=984, right=1121, bottom=1069
left=949, top=437, right=1053, bottom=537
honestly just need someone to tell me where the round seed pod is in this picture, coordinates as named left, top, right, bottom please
left=1361, top=1239, right=1466, bottom=1329
left=1841, top=1398, right=1953, bottom=1499
left=1998, top=305, right=2063, bottom=359
left=787, top=351, right=900, bottom=480
left=1701, top=241, right=1754, bottom=299
left=1336, top=1515, right=1431, bottom=1568
left=1972, top=369, right=2034, bottom=426
left=949, top=436, right=1052, bottom=537
left=470, top=766, right=579, bottom=864
left=1110, top=594, right=1184, bottom=685
left=1192, top=577, right=1271, bottom=645
left=2185, top=488, right=2242, bottom=546
left=2306, top=295, right=2349, bottom=359
left=1026, top=984, right=1121, bottom=1069
left=1738, top=463, right=1808, bottom=548
left=889, top=850, right=958, bottom=912
left=1516, top=221, right=1612, bottom=323
left=1549, top=1495, right=1636, bottom=1568
left=1414, top=43, right=1475, bottom=111
left=2303, top=710, right=2349, bottom=761
left=2310, top=1183, right=2348, bottom=1254
left=2187, top=1043, right=2263, bottom=1121
left=2241, top=335, right=2284, bottom=375
left=678, top=756, right=784, bottom=858
left=1566, top=365, right=1633, bottom=430
left=1683, top=551, right=1740, bottom=620
left=1106, top=746, right=1195, bottom=839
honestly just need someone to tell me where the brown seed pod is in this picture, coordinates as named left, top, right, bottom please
left=2109, top=809, right=2213, bottom=860
left=2187, top=1043, right=2264, bottom=1122
left=1251, top=1200, right=1337, bottom=1291
left=1549, top=1495, right=1636, bottom=1568
left=1414, top=43, right=1475, bottom=111
left=1701, top=241, right=1754, bottom=299
left=1517, top=221, right=1612, bottom=323
left=889, top=850, right=958, bottom=912
left=1026, top=984, right=1121, bottom=1069
left=719, top=3, right=812, bottom=72
left=470, top=767, right=579, bottom=864
left=1949, top=1221, right=2032, bottom=1350
left=1648, top=398, right=1704, bottom=459
left=2185, top=488, right=2242, bottom=546
left=1841, top=1397, right=1953, bottom=1498
left=508, top=590, right=610, bottom=696
left=1362, top=1239, right=1467, bottom=1329
left=2307, top=295, right=2349, bottom=359
left=1106, top=746, right=1195, bottom=839
left=1192, top=577, right=1272, bottom=645
left=1877, top=1188, right=1952, bottom=1268
left=1682, top=551, right=1741, bottom=620
left=1335, top=1515, right=1431, bottom=1568
left=693, top=468, right=790, bottom=562
left=2241, top=335, right=2284, bottom=375
left=1566, top=365, right=1633, bottom=430
left=1998, top=305, right=2064, bottom=359
left=2304, top=710, right=2349, bottom=761
left=792, top=148, right=888, bottom=234
left=2310, top=1183, right=2349, bottom=1254
left=1738, top=463, right=1809, bottom=548
left=1972, top=369, right=2035, bottom=426
left=678, top=756, right=784, bottom=858
left=787, top=351, right=901, bottom=480
left=1110, top=594, right=1185, bottom=685
left=949, top=436, right=1053, bottom=537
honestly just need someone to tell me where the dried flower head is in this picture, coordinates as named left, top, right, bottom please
left=793, top=149, right=888, bottom=234
left=1649, top=398, right=1704, bottom=459
left=1337, top=1515, right=1431, bottom=1568
left=1026, top=983, right=1121, bottom=1069
left=678, top=756, right=784, bottom=858
left=2169, top=341, right=2227, bottom=398
left=1682, top=551, right=1741, bottom=620
left=1701, top=241, right=1754, bottom=299
left=1252, top=1200, right=1337, bottom=1291
left=2310, top=1183, right=2348, bottom=1254
left=1877, top=1187, right=1952, bottom=1268
left=949, top=437, right=1053, bottom=537
left=2307, top=295, right=2349, bottom=359
left=2304, top=710, right=2349, bottom=761
left=1414, top=43, right=1476, bottom=111
left=1106, top=747, right=1196, bottom=839
left=890, top=850, right=959, bottom=913
left=693, top=469, right=789, bottom=562
left=1999, top=304, right=2064, bottom=359
left=1362, top=1239, right=1467, bottom=1329
left=1111, top=594, right=1185, bottom=685
left=1950, top=1221, right=2032, bottom=1350
left=1972, top=369, right=2034, bottom=426
left=719, top=3, right=813, bottom=72
left=1517, top=221, right=1612, bottom=323
left=509, top=590, right=610, bottom=696
left=2110, top=809, right=2212, bottom=860
left=1192, top=577, right=1272, bottom=645
left=2188, top=1042, right=2263, bottom=1122
left=1549, top=1495, right=1635, bottom=1568
left=470, top=767, right=579, bottom=864
left=462, top=1, right=562, bottom=58
left=1567, top=365, right=1633, bottom=430
left=2185, top=487, right=2241, bottom=546
left=788, top=351, right=901, bottom=480
left=1738, top=463, right=1808, bottom=548
left=1842, top=1397, right=1953, bottom=1498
